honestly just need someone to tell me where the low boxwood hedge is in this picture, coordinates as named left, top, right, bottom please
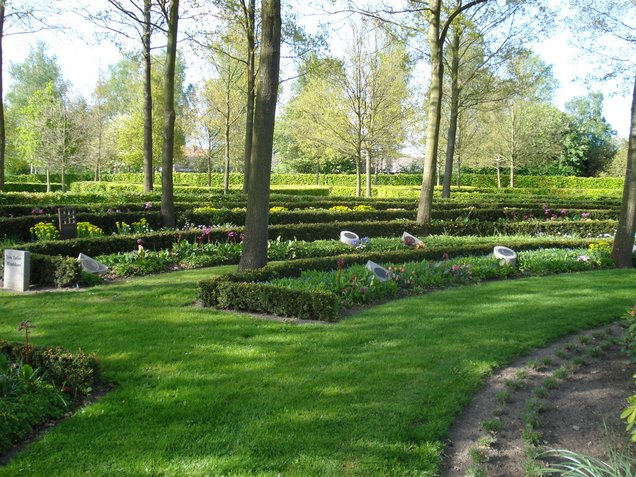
left=106, top=172, right=624, bottom=189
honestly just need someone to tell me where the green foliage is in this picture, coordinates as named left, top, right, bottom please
left=623, top=305, right=636, bottom=362
left=0, top=339, right=100, bottom=454
left=541, top=447, right=636, bottom=475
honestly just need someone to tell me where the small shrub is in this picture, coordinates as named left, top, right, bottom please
left=496, top=389, right=511, bottom=404
left=553, top=366, right=569, bottom=379
left=30, top=221, right=60, bottom=241
left=543, top=377, right=558, bottom=389
left=481, top=418, right=502, bottom=433
left=77, top=221, right=104, bottom=238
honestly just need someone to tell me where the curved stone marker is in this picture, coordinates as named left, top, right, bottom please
left=401, top=231, right=424, bottom=247
left=493, top=245, right=517, bottom=266
left=366, top=260, right=392, bottom=282
left=340, top=230, right=359, bottom=247
left=78, top=253, right=109, bottom=274
left=3, top=249, right=30, bottom=292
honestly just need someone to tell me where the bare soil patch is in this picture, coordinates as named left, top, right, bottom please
left=441, top=322, right=636, bottom=476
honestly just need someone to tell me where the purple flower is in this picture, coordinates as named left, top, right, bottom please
left=144, top=201, right=153, bottom=210
left=360, top=286, right=368, bottom=294
left=337, top=258, right=346, bottom=270
left=581, top=212, right=590, bottom=219
left=560, top=209, right=568, bottom=216
left=137, top=239, right=144, bottom=245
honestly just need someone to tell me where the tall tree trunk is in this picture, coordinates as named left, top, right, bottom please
left=61, top=164, right=65, bottom=193
left=46, top=168, right=50, bottom=193
left=456, top=121, right=461, bottom=188
left=0, top=0, right=5, bottom=192
left=611, top=75, right=636, bottom=268
left=223, top=94, right=231, bottom=195
left=143, top=0, right=154, bottom=193
left=509, top=104, right=515, bottom=188
left=160, top=0, right=178, bottom=228
left=242, top=0, right=256, bottom=194
left=496, top=155, right=501, bottom=189
left=442, top=26, right=461, bottom=199
left=239, top=0, right=281, bottom=270
left=365, top=148, right=371, bottom=198
left=355, top=152, right=362, bottom=197
left=95, top=163, right=100, bottom=182
left=416, top=0, right=442, bottom=226
left=315, top=162, right=319, bottom=185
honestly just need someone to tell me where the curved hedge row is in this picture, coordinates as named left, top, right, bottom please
left=4, top=219, right=617, bottom=258
left=102, top=172, right=624, bottom=189
left=198, top=240, right=612, bottom=321
left=70, top=181, right=331, bottom=197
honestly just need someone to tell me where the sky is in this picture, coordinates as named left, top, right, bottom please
left=3, top=5, right=632, bottom=138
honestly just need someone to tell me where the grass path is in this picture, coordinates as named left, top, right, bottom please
left=0, top=267, right=634, bottom=476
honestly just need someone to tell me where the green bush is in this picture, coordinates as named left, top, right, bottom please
left=28, top=254, right=83, bottom=288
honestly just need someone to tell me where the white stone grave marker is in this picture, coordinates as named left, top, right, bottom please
left=493, top=246, right=517, bottom=266
left=340, top=231, right=359, bottom=247
left=366, top=260, right=392, bottom=282
left=3, top=249, right=30, bottom=292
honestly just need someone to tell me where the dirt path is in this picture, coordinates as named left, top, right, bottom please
left=441, top=322, right=636, bottom=476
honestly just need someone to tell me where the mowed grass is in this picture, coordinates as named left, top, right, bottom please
left=0, top=267, right=634, bottom=476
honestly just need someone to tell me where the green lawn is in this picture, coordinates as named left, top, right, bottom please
left=0, top=267, right=634, bottom=476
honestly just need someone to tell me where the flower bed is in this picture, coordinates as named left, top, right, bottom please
left=199, top=246, right=615, bottom=322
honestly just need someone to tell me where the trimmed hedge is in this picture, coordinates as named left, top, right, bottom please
left=185, top=207, right=618, bottom=228
left=106, top=172, right=624, bottom=189
left=198, top=238, right=602, bottom=321
left=29, top=254, right=83, bottom=287
left=5, top=182, right=63, bottom=192
left=6, top=173, right=92, bottom=184
left=70, top=181, right=331, bottom=197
